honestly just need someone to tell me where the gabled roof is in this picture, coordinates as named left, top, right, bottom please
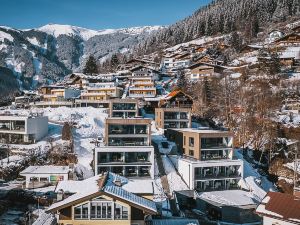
left=47, top=172, right=157, bottom=214
left=130, top=65, right=159, bottom=73
left=164, top=90, right=193, bottom=101
left=256, top=192, right=300, bottom=222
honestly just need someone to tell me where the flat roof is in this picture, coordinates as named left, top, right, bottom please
left=95, top=145, right=154, bottom=152
left=197, top=190, right=257, bottom=208
left=169, top=128, right=232, bottom=134
left=20, top=166, right=70, bottom=175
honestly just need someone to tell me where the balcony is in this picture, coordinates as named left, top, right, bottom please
left=201, top=137, right=232, bottom=149
left=112, top=104, right=136, bottom=111
left=195, top=179, right=240, bottom=192
left=0, top=121, right=25, bottom=132
left=108, top=137, right=148, bottom=146
left=98, top=152, right=150, bottom=164
left=108, top=125, right=148, bottom=135
left=195, top=166, right=241, bottom=180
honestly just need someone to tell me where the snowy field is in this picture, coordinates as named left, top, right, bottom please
left=2, top=107, right=108, bottom=178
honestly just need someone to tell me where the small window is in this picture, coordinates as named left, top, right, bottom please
left=189, top=137, right=194, bottom=147
left=189, top=149, right=194, bottom=156
left=183, top=136, right=186, bottom=145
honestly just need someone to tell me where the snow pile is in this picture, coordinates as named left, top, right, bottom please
left=162, top=155, right=188, bottom=192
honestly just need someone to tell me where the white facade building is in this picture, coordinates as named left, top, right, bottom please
left=20, top=166, right=70, bottom=188
left=0, top=115, right=48, bottom=144
left=94, top=146, right=155, bottom=179
left=177, top=157, right=243, bottom=190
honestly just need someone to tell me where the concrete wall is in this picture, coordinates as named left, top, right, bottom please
left=26, top=116, right=48, bottom=141
left=178, top=159, right=193, bottom=189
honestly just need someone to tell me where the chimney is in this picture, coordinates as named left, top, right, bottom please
left=57, top=189, right=64, bottom=201
left=114, top=178, right=122, bottom=187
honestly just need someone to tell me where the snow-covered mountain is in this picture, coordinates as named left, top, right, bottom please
left=37, top=24, right=163, bottom=41
left=0, top=23, right=164, bottom=97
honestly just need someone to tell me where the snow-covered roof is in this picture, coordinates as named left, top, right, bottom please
left=103, top=185, right=157, bottom=212
left=197, top=190, right=257, bottom=208
left=122, top=179, right=154, bottom=194
left=20, top=166, right=70, bottom=175
left=48, top=172, right=157, bottom=214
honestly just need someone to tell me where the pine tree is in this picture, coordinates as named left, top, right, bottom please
left=111, top=54, right=119, bottom=68
left=176, top=69, right=188, bottom=91
left=83, top=55, right=98, bottom=75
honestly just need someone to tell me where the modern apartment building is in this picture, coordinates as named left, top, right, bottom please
left=0, top=115, right=48, bottom=144
left=130, top=65, right=160, bottom=81
left=128, top=77, right=156, bottom=98
left=155, top=107, right=191, bottom=129
left=42, top=88, right=81, bottom=102
left=95, top=118, right=154, bottom=178
left=155, top=90, right=193, bottom=129
left=109, top=99, right=139, bottom=118
left=80, top=82, right=123, bottom=101
left=165, top=128, right=243, bottom=191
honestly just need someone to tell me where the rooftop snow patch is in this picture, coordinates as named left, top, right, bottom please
left=197, top=190, right=258, bottom=207
left=20, top=166, right=70, bottom=174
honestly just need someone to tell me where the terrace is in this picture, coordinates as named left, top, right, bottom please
left=108, top=124, right=148, bottom=135
left=97, top=152, right=150, bottom=164
left=194, top=165, right=241, bottom=180
left=0, top=120, right=25, bottom=132
left=201, top=137, right=232, bottom=149
left=108, top=137, right=148, bottom=146
left=195, top=179, right=240, bottom=192
left=97, top=166, right=151, bottom=177
left=112, top=103, right=137, bottom=111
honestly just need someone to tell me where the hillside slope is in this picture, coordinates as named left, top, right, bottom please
left=0, top=24, right=163, bottom=90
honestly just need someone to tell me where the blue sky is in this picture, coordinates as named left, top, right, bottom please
left=0, top=0, right=211, bottom=30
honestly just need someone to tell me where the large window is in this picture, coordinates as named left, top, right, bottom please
left=115, top=203, right=128, bottom=220
left=74, top=200, right=128, bottom=220
left=90, top=201, right=112, bottom=219
left=74, top=203, right=89, bottom=219
left=108, top=137, right=148, bottom=146
left=201, top=137, right=230, bottom=148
